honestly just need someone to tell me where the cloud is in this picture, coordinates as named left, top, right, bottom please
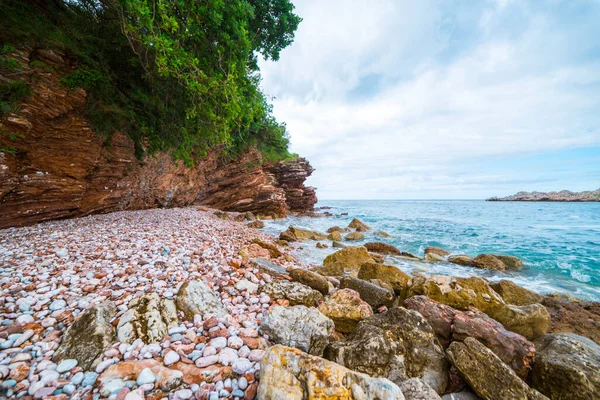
left=259, top=0, right=600, bottom=199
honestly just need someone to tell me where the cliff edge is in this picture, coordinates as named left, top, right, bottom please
left=0, top=48, right=317, bottom=229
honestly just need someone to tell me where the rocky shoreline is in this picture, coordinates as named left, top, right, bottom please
left=487, top=188, right=600, bottom=202
left=1, top=208, right=599, bottom=399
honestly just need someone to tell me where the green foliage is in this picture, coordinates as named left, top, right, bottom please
left=0, top=146, right=17, bottom=156
left=0, top=0, right=301, bottom=164
left=0, top=81, right=32, bottom=117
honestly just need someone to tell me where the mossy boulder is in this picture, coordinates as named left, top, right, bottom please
left=339, top=276, right=395, bottom=309
left=493, top=255, right=524, bottom=270
left=318, top=288, right=373, bottom=333
left=279, top=226, right=327, bottom=242
left=290, top=268, right=330, bottom=295
left=447, top=255, right=474, bottom=267
left=358, top=262, right=411, bottom=297
left=345, top=231, right=365, bottom=241
left=472, top=254, right=506, bottom=272
left=322, top=246, right=375, bottom=276
left=490, top=304, right=550, bottom=341
left=327, top=231, right=343, bottom=241
left=490, top=280, right=543, bottom=306
left=260, top=281, right=324, bottom=307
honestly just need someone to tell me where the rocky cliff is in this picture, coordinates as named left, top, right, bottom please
left=487, top=189, right=600, bottom=202
left=0, top=48, right=317, bottom=229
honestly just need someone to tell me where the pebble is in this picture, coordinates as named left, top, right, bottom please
left=136, top=368, right=155, bottom=386
left=163, top=350, right=180, bottom=366
left=56, top=359, right=77, bottom=373
left=231, top=358, right=252, bottom=375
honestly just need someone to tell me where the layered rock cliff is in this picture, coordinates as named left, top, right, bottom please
left=0, top=48, right=317, bottom=229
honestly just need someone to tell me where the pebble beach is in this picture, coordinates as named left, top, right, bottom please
left=0, top=207, right=300, bottom=400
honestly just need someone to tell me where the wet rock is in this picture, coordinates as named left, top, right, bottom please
left=54, top=301, right=117, bottom=370
left=325, top=306, right=449, bottom=394
left=332, top=240, right=346, bottom=248
left=348, top=218, right=371, bottom=232
left=117, top=293, right=178, bottom=344
left=339, top=276, right=395, bottom=309
left=374, top=231, right=391, bottom=238
left=493, top=255, right=523, bottom=270
left=472, top=254, right=506, bottom=272
left=491, top=303, right=550, bottom=341
left=490, top=280, right=543, bottom=306
left=251, top=238, right=282, bottom=258
left=281, top=226, right=327, bottom=241
left=327, top=226, right=345, bottom=233
left=345, top=231, right=366, bottom=241
left=400, top=378, right=442, bottom=400
left=258, top=345, right=405, bottom=399
left=322, top=246, right=375, bottom=276
left=364, top=242, right=415, bottom=258
left=425, top=253, right=446, bottom=262
left=447, top=255, right=474, bottom=267
left=318, top=288, right=373, bottom=333
left=446, top=337, right=548, bottom=400
left=424, top=247, right=450, bottom=257
left=289, top=268, right=330, bottom=295
left=259, top=281, right=323, bottom=307
left=239, top=243, right=270, bottom=260
left=327, top=231, right=343, bottom=241
left=530, top=333, right=600, bottom=400
left=259, top=306, right=333, bottom=356
left=176, top=280, right=227, bottom=319
left=358, top=262, right=411, bottom=297
left=246, top=220, right=264, bottom=229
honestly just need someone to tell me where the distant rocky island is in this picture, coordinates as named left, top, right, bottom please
left=487, top=188, right=600, bottom=202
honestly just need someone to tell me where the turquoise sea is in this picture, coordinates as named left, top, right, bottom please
left=263, top=200, right=600, bottom=301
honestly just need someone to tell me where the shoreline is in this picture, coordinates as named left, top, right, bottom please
left=1, top=207, right=598, bottom=399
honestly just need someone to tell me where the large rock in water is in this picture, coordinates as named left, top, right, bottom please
left=358, top=262, right=411, bottom=297
left=447, top=255, right=474, bottom=267
left=345, top=231, right=366, bottom=241
left=322, top=246, right=375, bottom=276
left=176, top=280, right=227, bottom=319
left=54, top=301, right=117, bottom=370
left=279, top=226, right=327, bottom=241
left=530, top=333, right=600, bottom=400
left=117, top=293, right=178, bottom=344
left=364, top=242, right=404, bottom=256
left=404, top=296, right=535, bottom=379
left=493, top=255, right=523, bottom=270
left=490, top=280, right=544, bottom=306
left=258, top=345, right=405, bottom=400
left=339, top=276, right=395, bottom=309
left=289, top=268, right=330, bottom=295
left=325, top=307, right=449, bottom=394
left=259, top=280, right=323, bottom=307
left=318, top=288, right=373, bottom=333
left=471, top=254, right=506, bottom=272
left=348, top=218, right=371, bottom=232
left=259, top=305, right=334, bottom=356
left=446, top=337, right=548, bottom=400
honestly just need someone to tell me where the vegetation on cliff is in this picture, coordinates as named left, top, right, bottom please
left=0, top=0, right=300, bottom=165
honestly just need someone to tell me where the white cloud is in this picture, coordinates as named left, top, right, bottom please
left=259, top=0, right=600, bottom=199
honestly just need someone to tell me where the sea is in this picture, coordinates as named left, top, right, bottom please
left=262, top=200, right=600, bottom=301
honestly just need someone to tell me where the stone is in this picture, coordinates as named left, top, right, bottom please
left=364, top=242, right=414, bottom=258
left=325, top=306, right=449, bottom=394
left=136, top=367, right=156, bottom=385
left=235, top=279, right=259, bottom=294
left=280, top=226, right=327, bottom=241
left=471, top=254, right=506, bottom=272
left=327, top=231, right=343, bottom=241
left=251, top=238, right=283, bottom=258
left=348, top=218, right=371, bottom=232
left=289, top=268, right=330, bottom=295
left=318, top=288, right=373, bottom=333
left=332, top=241, right=346, bottom=248
left=259, top=280, right=323, bottom=307
left=258, top=345, right=404, bottom=400
left=53, top=301, right=117, bottom=370
left=491, top=303, right=551, bottom=341
left=259, top=306, right=334, bottom=356
left=530, top=333, right=600, bottom=400
left=358, top=262, right=411, bottom=297
left=424, top=253, right=446, bottom=262
left=56, top=359, right=78, bottom=373
left=490, top=280, right=543, bottom=306
left=239, top=243, right=270, bottom=260
left=117, top=293, right=178, bottom=344
left=339, top=276, right=395, bottom=309
left=447, top=255, right=474, bottom=267
left=248, top=258, right=287, bottom=277
left=542, top=295, right=600, bottom=344
left=493, top=255, right=523, bottom=270
left=98, top=359, right=183, bottom=392
left=374, top=231, right=391, bottom=238
left=400, top=378, right=442, bottom=400
left=424, top=247, right=450, bottom=257
left=345, top=231, right=365, bottom=241
left=176, top=280, right=227, bottom=319
left=446, top=337, right=547, bottom=400
left=247, top=220, right=264, bottom=229
left=322, top=246, right=375, bottom=276
left=163, top=350, right=180, bottom=366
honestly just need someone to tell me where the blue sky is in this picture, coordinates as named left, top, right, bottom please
left=259, top=0, right=600, bottom=199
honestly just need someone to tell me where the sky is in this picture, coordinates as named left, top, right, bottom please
left=258, top=0, right=600, bottom=200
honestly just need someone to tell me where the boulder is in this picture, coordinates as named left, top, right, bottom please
left=530, top=333, right=600, bottom=400
left=279, top=229, right=297, bottom=242
left=322, top=246, right=375, bottom=276
left=54, top=301, right=117, bottom=370
left=358, top=262, right=411, bottom=297
left=327, top=231, right=343, bottom=241
left=400, top=378, right=442, bottom=400
left=289, top=268, right=330, bottom=295
left=251, top=238, right=282, bottom=258
left=348, top=218, right=371, bottom=232
left=258, top=345, right=405, bottom=399
left=345, top=231, right=366, bottom=241
left=246, top=220, right=264, bottom=229
left=424, top=247, right=450, bottom=257
left=327, top=226, right=345, bottom=233
left=325, top=306, right=449, bottom=394
left=364, top=242, right=410, bottom=257
left=403, top=296, right=457, bottom=348
left=318, top=288, right=373, bottom=333
left=176, top=280, right=227, bottom=319
left=472, top=254, right=506, bottom=272
left=259, top=306, right=333, bottom=356
left=117, top=293, right=178, bottom=344
left=491, top=304, right=550, bottom=341
left=339, top=276, right=395, bottom=309
left=446, top=337, right=548, bottom=400
left=375, top=231, right=392, bottom=238
left=425, top=253, right=446, bottom=262
left=447, top=255, right=474, bottom=267
left=542, top=295, right=600, bottom=344
left=332, top=240, right=346, bottom=248
left=310, top=261, right=344, bottom=277
left=493, top=255, right=523, bottom=270
left=239, top=243, right=270, bottom=260
left=490, top=280, right=543, bottom=306
left=248, top=257, right=288, bottom=277
left=259, top=281, right=323, bottom=307
left=287, top=226, right=327, bottom=241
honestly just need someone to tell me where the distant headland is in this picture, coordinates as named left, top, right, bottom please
left=487, top=188, right=600, bottom=202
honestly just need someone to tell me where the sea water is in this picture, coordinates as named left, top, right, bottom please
left=263, top=200, right=600, bottom=301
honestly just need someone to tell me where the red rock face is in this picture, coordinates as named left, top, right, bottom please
left=0, top=48, right=317, bottom=229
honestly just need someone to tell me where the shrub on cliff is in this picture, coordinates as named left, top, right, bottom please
left=0, top=0, right=300, bottom=165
